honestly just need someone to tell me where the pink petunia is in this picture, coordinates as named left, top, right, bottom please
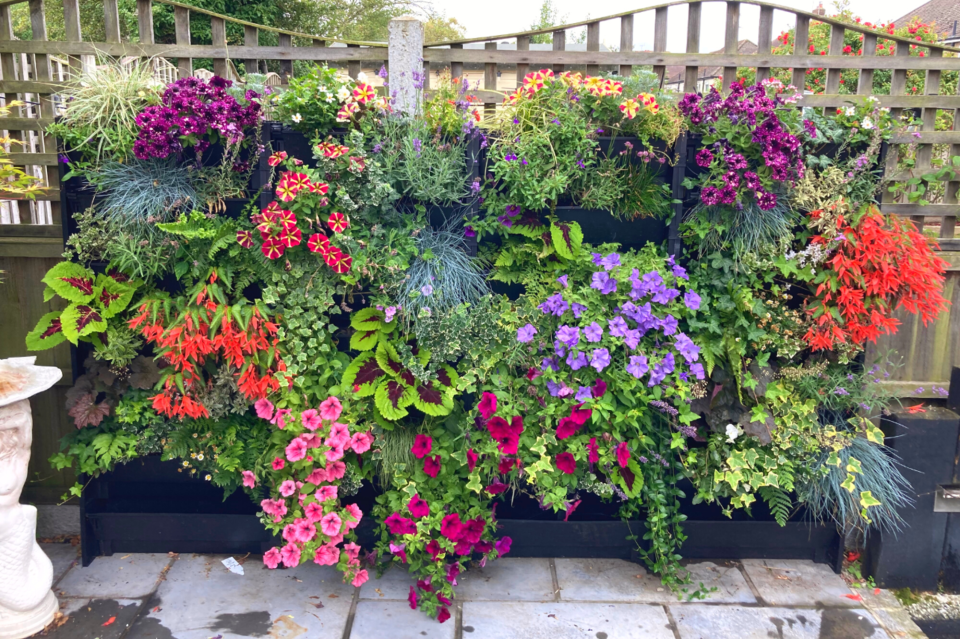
left=328, top=532, right=344, bottom=546
left=390, top=542, right=408, bottom=563
left=305, top=467, right=327, bottom=485
left=350, top=431, right=374, bottom=454
left=241, top=470, right=256, bottom=489
left=286, top=437, right=308, bottom=462
left=314, top=543, right=339, bottom=566
left=316, top=485, right=338, bottom=502
left=293, top=519, right=316, bottom=543
left=271, top=408, right=292, bottom=429
left=280, top=543, right=301, bottom=568
left=304, top=501, right=324, bottom=523
left=408, top=585, right=418, bottom=609
left=408, top=494, right=430, bottom=519
left=301, top=433, right=322, bottom=449
left=351, top=569, right=369, bottom=587
left=327, top=422, right=351, bottom=446
left=326, top=461, right=346, bottom=480
left=344, top=503, right=362, bottom=529
left=343, top=542, right=361, bottom=561
left=279, top=480, right=297, bottom=497
left=320, top=512, right=342, bottom=537
left=272, top=457, right=285, bottom=471
left=325, top=443, right=345, bottom=462
left=319, top=396, right=343, bottom=421
left=301, top=409, right=322, bottom=431
left=263, top=547, right=281, bottom=569
left=255, top=398, right=275, bottom=420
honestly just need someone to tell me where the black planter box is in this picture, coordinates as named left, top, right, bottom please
left=81, top=455, right=841, bottom=573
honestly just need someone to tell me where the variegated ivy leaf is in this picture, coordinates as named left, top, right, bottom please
left=465, top=472, right=482, bottom=494
left=860, top=490, right=882, bottom=508
left=865, top=424, right=885, bottom=445
left=840, top=473, right=857, bottom=493
left=846, top=458, right=863, bottom=475
left=42, top=261, right=96, bottom=304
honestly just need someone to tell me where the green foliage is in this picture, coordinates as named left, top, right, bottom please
left=682, top=192, right=798, bottom=259
left=577, top=154, right=673, bottom=221
left=759, top=486, right=793, bottom=527
left=271, top=65, right=350, bottom=136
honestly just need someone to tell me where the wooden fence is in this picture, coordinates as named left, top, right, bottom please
left=2, top=0, right=960, bottom=501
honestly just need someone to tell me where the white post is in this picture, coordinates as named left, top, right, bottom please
left=388, top=16, right=424, bottom=116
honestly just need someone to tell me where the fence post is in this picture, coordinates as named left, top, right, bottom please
left=388, top=16, right=423, bottom=116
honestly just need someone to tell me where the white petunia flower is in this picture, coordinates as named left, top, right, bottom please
left=725, top=423, right=742, bottom=443
left=356, top=71, right=368, bottom=82
left=337, top=86, right=351, bottom=101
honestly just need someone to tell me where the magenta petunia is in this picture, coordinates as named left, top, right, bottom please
left=437, top=606, right=451, bottom=623
left=408, top=494, right=430, bottom=518
left=385, top=512, right=417, bottom=535
left=587, top=437, right=600, bottom=464
left=408, top=585, right=418, bottom=610
left=495, top=536, right=512, bottom=557
left=425, top=539, right=442, bottom=561
left=555, top=452, right=576, bottom=474
left=423, top=455, right=441, bottom=477
left=487, top=416, right=523, bottom=454
left=477, top=392, right=497, bottom=419
left=411, top=434, right=433, bottom=459
left=440, top=513, right=463, bottom=541
left=615, top=442, right=631, bottom=468
left=592, top=379, right=607, bottom=399
left=467, top=448, right=478, bottom=471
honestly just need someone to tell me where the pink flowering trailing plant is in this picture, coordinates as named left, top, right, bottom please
left=373, top=428, right=511, bottom=622
left=254, top=395, right=375, bottom=586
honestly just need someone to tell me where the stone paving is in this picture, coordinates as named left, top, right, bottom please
left=32, top=543, right=927, bottom=638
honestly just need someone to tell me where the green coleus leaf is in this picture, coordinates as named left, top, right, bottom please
left=375, top=379, right=414, bottom=421
left=25, top=311, right=67, bottom=351
left=549, top=220, right=583, bottom=260
left=349, top=328, right=382, bottom=351
left=60, top=303, right=106, bottom=345
left=341, top=351, right=385, bottom=397
left=413, top=380, right=454, bottom=416
left=375, top=341, right=404, bottom=377
left=94, top=274, right=136, bottom=319
left=42, top=261, right=96, bottom=303
left=350, top=307, right=386, bottom=331
left=509, top=210, right=546, bottom=239
left=613, top=459, right=644, bottom=498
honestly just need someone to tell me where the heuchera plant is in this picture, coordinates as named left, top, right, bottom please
left=253, top=395, right=374, bottom=586
left=680, top=80, right=804, bottom=211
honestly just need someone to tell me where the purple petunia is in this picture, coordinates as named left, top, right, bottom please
left=608, top=316, right=628, bottom=338
left=571, top=303, right=587, bottom=319
left=623, top=329, right=641, bottom=350
left=627, top=354, right=648, bottom=379
left=505, top=204, right=521, bottom=218
left=541, top=357, right=560, bottom=372
left=538, top=293, right=569, bottom=317
left=674, top=333, right=700, bottom=363
left=591, top=272, right=617, bottom=295
left=591, top=253, right=604, bottom=266
left=590, top=348, right=611, bottom=372
left=684, top=290, right=701, bottom=311
left=652, top=287, right=680, bottom=305
left=659, top=314, right=678, bottom=336
left=671, top=264, right=688, bottom=280
left=575, top=386, right=592, bottom=402
left=584, top=322, right=603, bottom=343
left=689, top=362, right=705, bottom=380
left=566, top=350, right=588, bottom=371
left=497, top=215, right=513, bottom=227
left=557, top=274, right=568, bottom=288
left=556, top=325, right=580, bottom=348
left=517, top=324, right=537, bottom=343
left=599, top=253, right=621, bottom=271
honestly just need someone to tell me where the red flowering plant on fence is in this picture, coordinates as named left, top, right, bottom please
left=251, top=393, right=374, bottom=585
left=803, top=203, right=949, bottom=351
left=128, top=270, right=288, bottom=419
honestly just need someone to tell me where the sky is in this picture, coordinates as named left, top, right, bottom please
left=425, top=0, right=932, bottom=52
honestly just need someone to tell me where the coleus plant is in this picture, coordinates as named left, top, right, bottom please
left=341, top=308, right=459, bottom=424
left=253, top=395, right=374, bottom=587
left=27, top=262, right=139, bottom=350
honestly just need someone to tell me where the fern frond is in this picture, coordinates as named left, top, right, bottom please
left=759, top=486, right=793, bottom=527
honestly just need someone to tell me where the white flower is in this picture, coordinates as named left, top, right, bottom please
left=325, top=96, right=334, bottom=103
left=844, top=106, right=856, bottom=116
left=862, top=117, right=875, bottom=130
left=337, top=86, right=351, bottom=101
left=292, top=113, right=303, bottom=123
left=725, top=423, right=742, bottom=443
left=356, top=71, right=368, bottom=82
left=868, top=95, right=880, bottom=104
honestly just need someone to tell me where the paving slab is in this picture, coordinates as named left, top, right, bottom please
left=555, top=558, right=756, bottom=604
left=124, top=553, right=354, bottom=639
left=31, top=598, right=142, bottom=639
left=350, top=600, right=456, bottom=639
left=56, top=552, right=173, bottom=599
left=741, top=558, right=858, bottom=607
left=670, top=604, right=886, bottom=639
left=360, top=564, right=419, bottom=600
left=40, top=542, right=80, bottom=584
left=461, top=602, right=675, bottom=639
left=858, top=588, right=927, bottom=639
left=456, top=558, right=556, bottom=602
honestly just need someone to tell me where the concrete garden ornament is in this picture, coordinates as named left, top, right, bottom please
left=0, top=357, right=62, bottom=638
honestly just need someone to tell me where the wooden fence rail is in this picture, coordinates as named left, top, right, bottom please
left=2, top=0, right=960, bottom=502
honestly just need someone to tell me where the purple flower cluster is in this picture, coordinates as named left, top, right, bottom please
left=529, top=255, right=706, bottom=396
left=133, top=76, right=262, bottom=160
left=679, top=82, right=804, bottom=211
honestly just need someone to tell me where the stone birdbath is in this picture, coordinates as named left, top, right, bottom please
left=0, top=357, right=62, bottom=639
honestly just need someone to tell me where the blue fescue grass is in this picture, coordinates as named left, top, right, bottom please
left=94, top=159, right=196, bottom=230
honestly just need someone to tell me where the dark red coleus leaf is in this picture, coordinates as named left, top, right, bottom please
left=60, top=276, right=94, bottom=296
left=416, top=381, right=444, bottom=406
left=354, top=357, right=386, bottom=387
left=436, top=368, right=453, bottom=388
left=74, top=306, right=103, bottom=331
left=99, top=289, right=122, bottom=308
left=41, top=318, right=63, bottom=339
left=383, top=380, right=407, bottom=408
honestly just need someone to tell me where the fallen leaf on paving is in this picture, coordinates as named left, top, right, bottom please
left=152, top=607, right=161, bottom=613
left=121, top=554, right=131, bottom=559
left=102, top=616, right=116, bottom=626
left=874, top=588, right=881, bottom=595
left=844, top=594, right=863, bottom=601
left=547, top=614, right=556, bottom=619
left=312, top=602, right=324, bottom=609
left=329, top=594, right=339, bottom=598
left=308, top=596, right=320, bottom=599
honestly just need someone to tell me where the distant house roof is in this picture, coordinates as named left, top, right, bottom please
left=663, top=39, right=758, bottom=86
left=894, top=0, right=960, bottom=45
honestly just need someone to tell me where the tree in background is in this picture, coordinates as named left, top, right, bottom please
left=424, top=11, right=465, bottom=43
left=528, top=0, right=561, bottom=44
